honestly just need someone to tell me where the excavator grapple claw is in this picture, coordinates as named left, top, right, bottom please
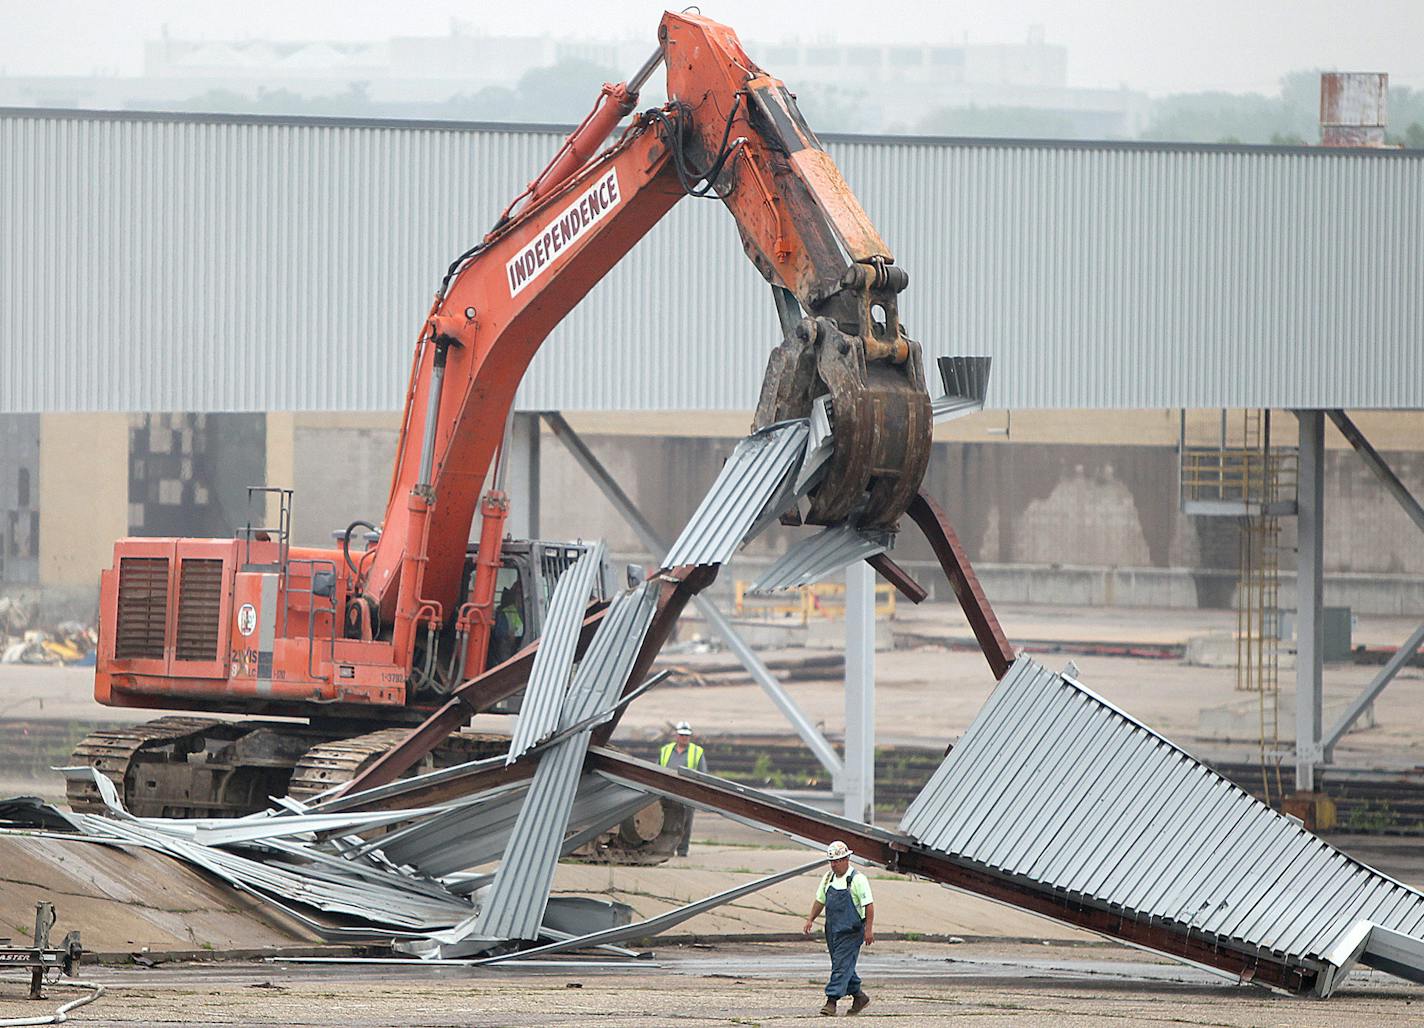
left=752, top=313, right=932, bottom=531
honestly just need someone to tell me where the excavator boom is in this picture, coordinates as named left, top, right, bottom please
left=364, top=12, right=931, bottom=674
left=91, top=11, right=932, bottom=747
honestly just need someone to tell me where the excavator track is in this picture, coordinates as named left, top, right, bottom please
left=66, top=716, right=225, bottom=815
left=287, top=728, right=507, bottom=803
left=288, top=731, right=684, bottom=864
left=70, top=719, right=686, bottom=864
left=566, top=797, right=685, bottom=865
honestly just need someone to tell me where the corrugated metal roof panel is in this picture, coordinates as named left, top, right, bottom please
left=472, top=580, right=659, bottom=945
left=5, top=109, right=1422, bottom=414
left=662, top=422, right=809, bottom=569
left=377, top=776, right=646, bottom=879
left=506, top=541, right=605, bottom=764
left=900, top=658, right=1424, bottom=966
left=63, top=807, right=473, bottom=934
left=466, top=857, right=824, bottom=966
left=560, top=578, right=659, bottom=727
left=931, top=355, right=991, bottom=421
left=748, top=524, right=890, bottom=593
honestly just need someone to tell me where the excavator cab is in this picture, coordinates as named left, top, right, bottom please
left=462, top=539, right=641, bottom=713
left=488, top=570, right=527, bottom=667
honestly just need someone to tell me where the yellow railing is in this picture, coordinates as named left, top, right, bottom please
left=733, top=580, right=897, bottom=622
left=1181, top=447, right=1297, bottom=506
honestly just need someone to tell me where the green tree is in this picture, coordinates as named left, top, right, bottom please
left=1142, top=90, right=1287, bottom=144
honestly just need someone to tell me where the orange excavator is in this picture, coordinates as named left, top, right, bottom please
left=72, top=13, right=933, bottom=847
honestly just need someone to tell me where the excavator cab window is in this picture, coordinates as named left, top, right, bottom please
left=488, top=563, right=528, bottom=666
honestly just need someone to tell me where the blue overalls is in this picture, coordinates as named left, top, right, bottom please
left=823, top=870, right=865, bottom=1000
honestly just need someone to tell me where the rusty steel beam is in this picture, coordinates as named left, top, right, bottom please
left=906, top=491, right=1015, bottom=679
left=348, top=753, right=538, bottom=814
left=591, top=564, right=719, bottom=747
left=335, top=605, right=609, bottom=797
left=587, top=748, right=1316, bottom=995
left=342, top=560, right=708, bottom=799
left=866, top=552, right=928, bottom=604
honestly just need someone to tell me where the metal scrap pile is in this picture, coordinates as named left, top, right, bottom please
left=0, top=597, right=97, bottom=665
left=0, top=759, right=818, bottom=963
left=19, top=360, right=1421, bottom=993
left=0, top=409, right=878, bottom=961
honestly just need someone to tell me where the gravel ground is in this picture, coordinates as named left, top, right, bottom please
left=2, top=941, right=1421, bottom=1027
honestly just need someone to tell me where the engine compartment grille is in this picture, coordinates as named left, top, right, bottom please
left=175, top=559, right=224, bottom=661
left=115, top=557, right=169, bottom=660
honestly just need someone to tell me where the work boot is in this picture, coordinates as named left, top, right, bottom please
left=819, top=998, right=837, bottom=1016
left=848, top=991, right=870, bottom=1015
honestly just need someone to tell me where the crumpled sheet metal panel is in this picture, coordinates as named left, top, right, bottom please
left=931, top=355, right=992, bottom=422
left=900, top=657, right=1424, bottom=972
left=377, top=776, right=648, bottom=879
left=561, top=578, right=659, bottom=726
left=472, top=581, right=660, bottom=945
left=466, top=857, right=824, bottom=965
left=368, top=782, right=531, bottom=873
left=662, top=421, right=809, bottom=569
left=507, top=541, right=606, bottom=764
left=63, top=808, right=473, bottom=931
left=748, top=524, right=891, bottom=593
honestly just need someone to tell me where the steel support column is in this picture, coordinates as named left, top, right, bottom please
left=906, top=491, right=1015, bottom=680
left=1296, top=410, right=1325, bottom=792
left=505, top=411, right=541, bottom=541
left=542, top=412, right=845, bottom=782
left=1316, top=410, right=1424, bottom=759
left=843, top=561, right=875, bottom=821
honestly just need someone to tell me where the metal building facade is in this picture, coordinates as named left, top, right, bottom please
left=2, top=108, right=1421, bottom=414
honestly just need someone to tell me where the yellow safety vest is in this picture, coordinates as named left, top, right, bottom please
left=659, top=741, right=704, bottom=769
left=498, top=603, right=524, bottom=636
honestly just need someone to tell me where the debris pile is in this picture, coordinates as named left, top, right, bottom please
left=0, top=598, right=97, bottom=665
left=7, top=387, right=1420, bottom=995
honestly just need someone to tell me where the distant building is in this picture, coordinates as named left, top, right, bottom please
left=1, top=25, right=1148, bottom=137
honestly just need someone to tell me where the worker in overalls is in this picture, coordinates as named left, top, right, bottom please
left=658, top=721, right=705, bottom=856
left=802, top=840, right=874, bottom=1016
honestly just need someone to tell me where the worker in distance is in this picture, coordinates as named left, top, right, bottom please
left=658, top=721, right=706, bottom=857
left=803, top=840, right=874, bottom=1016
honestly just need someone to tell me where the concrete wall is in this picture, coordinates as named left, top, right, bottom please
left=536, top=411, right=1424, bottom=614
left=0, top=414, right=40, bottom=584
left=9, top=409, right=1423, bottom=617
left=287, top=413, right=403, bottom=548
left=126, top=413, right=266, bottom=539
left=36, top=413, right=127, bottom=589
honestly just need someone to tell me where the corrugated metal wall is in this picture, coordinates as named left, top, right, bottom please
left=3, top=109, right=1421, bottom=413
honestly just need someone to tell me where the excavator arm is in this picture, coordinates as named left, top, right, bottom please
left=85, top=12, right=937, bottom=818
left=349, top=12, right=932, bottom=676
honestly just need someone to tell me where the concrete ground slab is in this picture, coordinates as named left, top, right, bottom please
left=0, top=835, right=319, bottom=955
left=552, top=843, right=1094, bottom=944
left=1, top=941, right=1419, bottom=1026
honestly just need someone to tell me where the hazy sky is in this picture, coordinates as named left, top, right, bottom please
left=1, top=0, right=1420, bottom=96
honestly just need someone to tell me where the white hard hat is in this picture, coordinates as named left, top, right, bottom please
left=826, top=840, right=851, bottom=861
left=675, top=721, right=693, bottom=735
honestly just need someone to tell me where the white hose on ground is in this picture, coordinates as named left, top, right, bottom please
left=0, top=981, right=105, bottom=1026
